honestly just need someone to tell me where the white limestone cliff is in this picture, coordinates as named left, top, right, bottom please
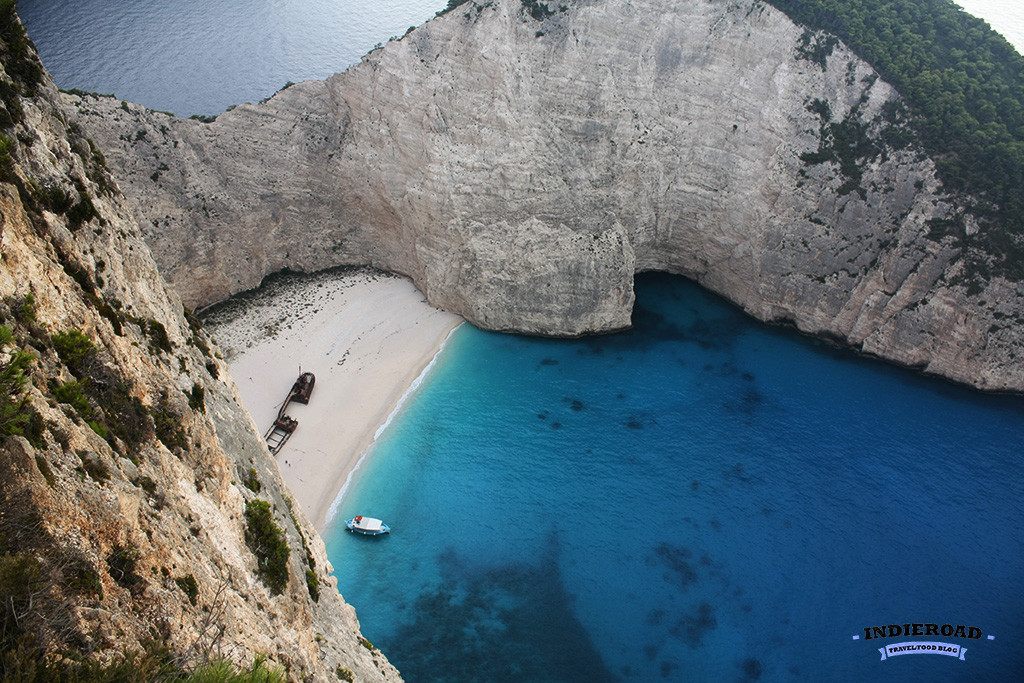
left=67, top=0, right=1024, bottom=390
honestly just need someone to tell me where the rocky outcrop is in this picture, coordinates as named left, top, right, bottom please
left=0, top=16, right=399, bottom=680
left=66, top=0, right=1024, bottom=390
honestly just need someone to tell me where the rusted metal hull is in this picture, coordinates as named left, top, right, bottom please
left=264, top=372, right=314, bottom=454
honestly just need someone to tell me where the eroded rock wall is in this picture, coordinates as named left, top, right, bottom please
left=68, top=0, right=1024, bottom=390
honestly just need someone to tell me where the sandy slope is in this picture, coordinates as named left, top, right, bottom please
left=204, top=268, right=463, bottom=530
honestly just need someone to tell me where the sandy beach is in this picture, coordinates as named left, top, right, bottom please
left=203, top=268, right=463, bottom=531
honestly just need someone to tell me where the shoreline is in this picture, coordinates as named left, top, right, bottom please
left=325, top=323, right=461, bottom=525
left=203, top=268, right=464, bottom=532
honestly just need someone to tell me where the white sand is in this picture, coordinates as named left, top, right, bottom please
left=203, top=268, right=463, bottom=531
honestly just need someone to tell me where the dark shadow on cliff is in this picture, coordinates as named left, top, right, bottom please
left=385, top=535, right=615, bottom=683
left=579, top=272, right=749, bottom=356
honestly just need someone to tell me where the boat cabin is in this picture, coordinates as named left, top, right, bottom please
left=291, top=372, right=315, bottom=404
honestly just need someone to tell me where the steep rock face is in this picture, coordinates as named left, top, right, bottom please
left=67, top=0, right=1024, bottom=390
left=0, top=20, right=399, bottom=681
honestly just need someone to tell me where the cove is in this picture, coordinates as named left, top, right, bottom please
left=326, top=272, right=1024, bottom=681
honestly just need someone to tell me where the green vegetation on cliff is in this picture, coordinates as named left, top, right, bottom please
left=0, top=0, right=42, bottom=100
left=766, top=0, right=1024, bottom=279
left=0, top=324, right=34, bottom=440
left=244, top=500, right=290, bottom=595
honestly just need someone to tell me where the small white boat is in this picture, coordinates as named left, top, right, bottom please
left=346, top=515, right=390, bottom=535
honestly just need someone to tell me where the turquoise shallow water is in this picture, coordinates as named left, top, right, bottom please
left=18, top=0, right=1024, bottom=678
left=328, top=273, right=1024, bottom=682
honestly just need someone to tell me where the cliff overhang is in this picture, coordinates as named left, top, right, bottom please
left=64, top=0, right=1024, bottom=392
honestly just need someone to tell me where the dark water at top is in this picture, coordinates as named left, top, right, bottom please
left=329, top=274, right=1024, bottom=682
left=18, top=0, right=443, bottom=116
left=18, top=0, right=1023, bottom=119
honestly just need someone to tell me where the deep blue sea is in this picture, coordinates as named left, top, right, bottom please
left=19, top=1, right=1024, bottom=680
left=18, top=0, right=444, bottom=116
left=329, top=273, right=1024, bottom=681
